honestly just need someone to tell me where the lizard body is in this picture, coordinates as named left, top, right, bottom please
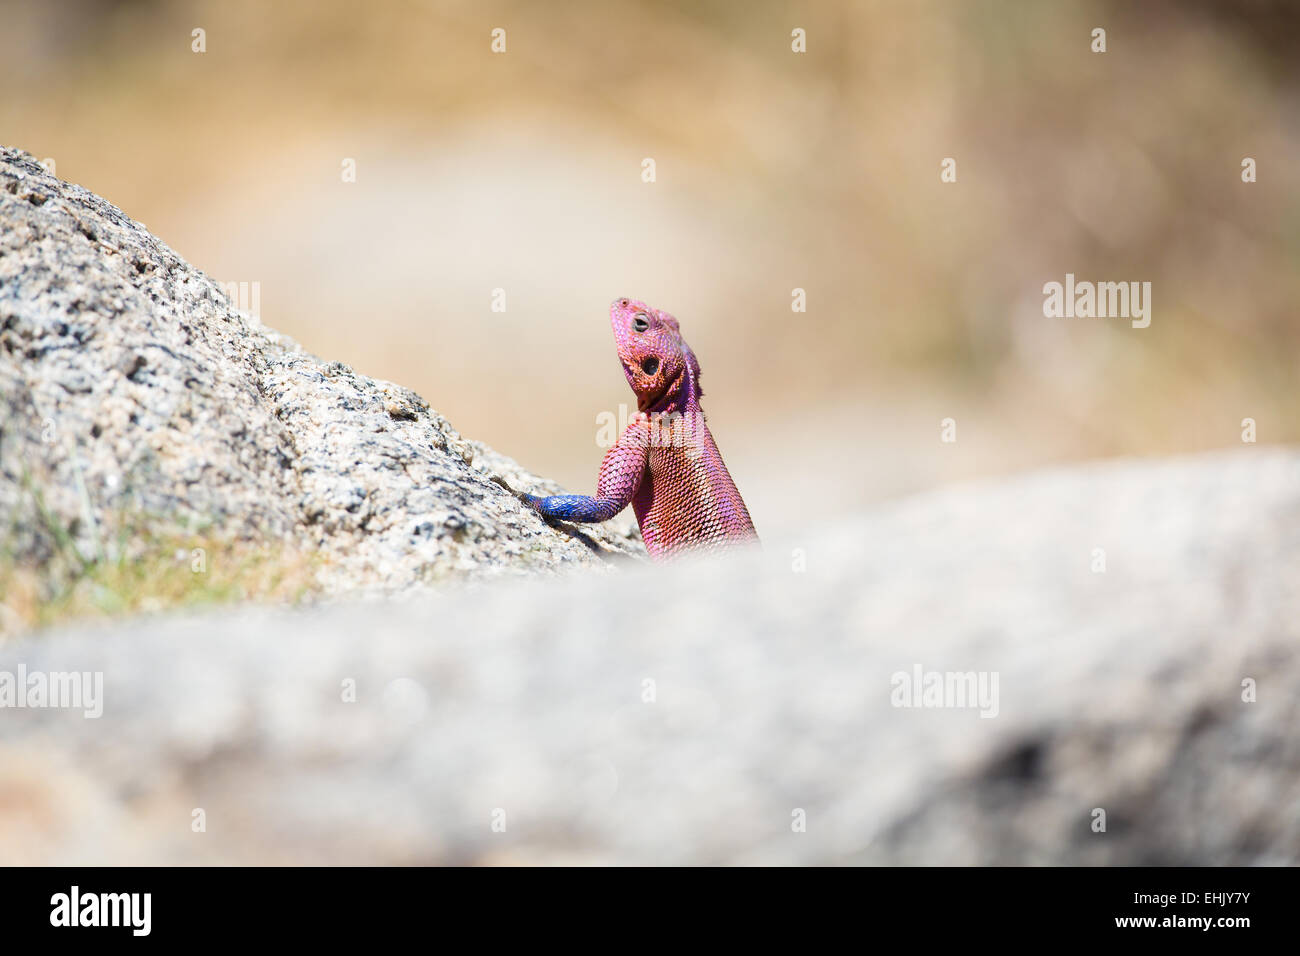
left=521, top=297, right=759, bottom=560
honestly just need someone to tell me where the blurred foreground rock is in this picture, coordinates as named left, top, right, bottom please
left=2, top=449, right=1297, bottom=864
left=0, top=145, right=642, bottom=596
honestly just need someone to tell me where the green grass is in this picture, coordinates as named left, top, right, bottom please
left=1, top=531, right=320, bottom=638
left=2, top=470, right=320, bottom=638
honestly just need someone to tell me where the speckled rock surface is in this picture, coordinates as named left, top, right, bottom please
left=0, top=145, right=644, bottom=592
left=2, top=449, right=1296, bottom=864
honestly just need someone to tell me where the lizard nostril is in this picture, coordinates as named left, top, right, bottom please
left=619, top=298, right=629, bottom=308
left=641, top=357, right=659, bottom=375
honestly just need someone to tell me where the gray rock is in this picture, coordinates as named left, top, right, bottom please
left=1, top=449, right=1296, bottom=864
left=0, top=145, right=644, bottom=599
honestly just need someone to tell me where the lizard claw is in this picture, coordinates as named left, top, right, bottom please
left=490, top=475, right=543, bottom=512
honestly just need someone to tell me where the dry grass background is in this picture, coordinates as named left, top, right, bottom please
left=3, top=0, right=1297, bottom=545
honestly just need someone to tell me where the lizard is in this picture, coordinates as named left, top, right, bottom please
left=503, top=297, right=759, bottom=560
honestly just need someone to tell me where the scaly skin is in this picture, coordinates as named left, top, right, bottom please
left=521, top=297, right=759, bottom=559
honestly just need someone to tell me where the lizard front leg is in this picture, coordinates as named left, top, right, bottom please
left=520, top=418, right=650, bottom=524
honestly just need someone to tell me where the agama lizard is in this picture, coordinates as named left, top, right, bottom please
left=505, top=297, right=759, bottom=560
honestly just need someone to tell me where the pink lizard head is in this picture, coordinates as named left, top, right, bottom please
left=609, top=297, right=702, bottom=411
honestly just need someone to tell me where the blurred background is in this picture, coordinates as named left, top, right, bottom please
left=3, top=0, right=1297, bottom=543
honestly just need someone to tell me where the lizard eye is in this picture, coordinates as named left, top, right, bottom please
left=632, top=313, right=650, bottom=333
left=641, top=357, right=659, bottom=375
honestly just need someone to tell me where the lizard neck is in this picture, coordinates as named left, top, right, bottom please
left=641, top=362, right=702, bottom=416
